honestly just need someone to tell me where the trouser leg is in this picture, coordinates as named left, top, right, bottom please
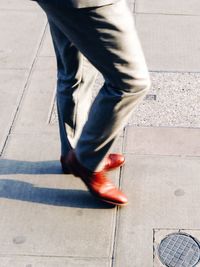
left=38, top=0, right=151, bottom=171
left=48, top=18, right=98, bottom=156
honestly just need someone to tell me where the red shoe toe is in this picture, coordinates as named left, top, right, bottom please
left=104, top=154, right=125, bottom=171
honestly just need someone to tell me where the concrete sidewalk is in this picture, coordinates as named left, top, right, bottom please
left=0, top=1, right=200, bottom=266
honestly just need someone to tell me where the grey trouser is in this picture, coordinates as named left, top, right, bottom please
left=38, top=0, right=151, bottom=171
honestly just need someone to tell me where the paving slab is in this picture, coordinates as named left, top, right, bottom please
left=129, top=72, right=200, bottom=128
left=0, top=70, right=29, bottom=153
left=0, top=196, right=114, bottom=257
left=114, top=155, right=200, bottom=267
left=136, top=14, right=200, bottom=71
left=135, top=0, right=200, bottom=15
left=124, top=126, right=200, bottom=156
left=0, top=0, right=40, bottom=11
left=0, top=10, right=46, bottom=69
left=0, top=133, right=122, bottom=258
left=0, top=256, right=110, bottom=267
left=12, top=57, right=57, bottom=134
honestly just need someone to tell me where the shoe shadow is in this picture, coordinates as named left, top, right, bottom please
left=0, top=159, right=115, bottom=209
left=0, top=179, right=114, bottom=209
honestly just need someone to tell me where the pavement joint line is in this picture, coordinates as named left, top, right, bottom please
left=110, top=128, right=127, bottom=267
left=133, top=1, right=136, bottom=12
left=46, top=86, right=57, bottom=125
left=122, top=152, right=200, bottom=159
left=0, top=8, right=41, bottom=13
left=154, top=228, right=200, bottom=231
left=122, top=126, right=129, bottom=155
left=0, top=68, right=30, bottom=71
left=36, top=55, right=55, bottom=58
left=0, top=254, right=109, bottom=259
left=36, top=20, right=51, bottom=57
left=109, top=203, right=117, bottom=263
left=0, top=21, right=48, bottom=157
left=110, top=206, right=119, bottom=267
left=150, top=70, right=200, bottom=74
left=7, top=132, right=58, bottom=136
left=148, top=70, right=200, bottom=74
left=121, top=126, right=127, bottom=160
left=126, top=124, right=200, bottom=130
left=135, top=12, right=200, bottom=17
left=153, top=229, right=156, bottom=263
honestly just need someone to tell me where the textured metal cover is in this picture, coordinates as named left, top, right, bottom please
left=158, top=233, right=200, bottom=267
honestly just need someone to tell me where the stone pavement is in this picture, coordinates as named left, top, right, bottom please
left=0, top=1, right=200, bottom=266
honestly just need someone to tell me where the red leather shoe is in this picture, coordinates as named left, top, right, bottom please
left=61, top=153, right=125, bottom=174
left=66, top=150, right=128, bottom=206
left=104, top=153, right=125, bottom=171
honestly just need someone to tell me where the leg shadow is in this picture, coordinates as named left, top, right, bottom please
left=0, top=179, right=115, bottom=209
left=0, top=159, right=62, bottom=175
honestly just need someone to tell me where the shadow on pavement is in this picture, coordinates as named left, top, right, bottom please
left=0, top=159, right=115, bottom=209
left=0, top=159, right=62, bottom=175
left=0, top=179, right=115, bottom=209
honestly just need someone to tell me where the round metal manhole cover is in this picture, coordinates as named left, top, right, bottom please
left=158, top=233, right=200, bottom=267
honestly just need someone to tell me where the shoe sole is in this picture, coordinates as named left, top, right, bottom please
left=98, top=198, right=128, bottom=206
left=88, top=187, right=128, bottom=207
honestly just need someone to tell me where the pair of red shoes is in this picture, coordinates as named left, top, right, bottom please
left=60, top=151, right=128, bottom=206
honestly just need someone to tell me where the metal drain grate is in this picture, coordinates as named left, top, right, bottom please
left=158, top=233, right=200, bottom=267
